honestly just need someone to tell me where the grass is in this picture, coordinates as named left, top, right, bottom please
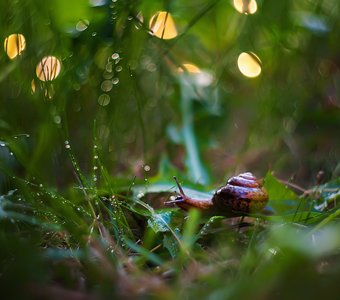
left=1, top=156, right=340, bottom=299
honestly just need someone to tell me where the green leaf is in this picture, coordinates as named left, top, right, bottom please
left=148, top=211, right=173, bottom=233
left=264, top=172, right=298, bottom=201
left=264, top=172, right=300, bottom=214
left=197, top=216, right=224, bottom=237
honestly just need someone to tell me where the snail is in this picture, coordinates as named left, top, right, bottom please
left=167, top=172, right=268, bottom=215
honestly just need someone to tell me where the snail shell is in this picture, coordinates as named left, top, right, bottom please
left=212, top=172, right=268, bottom=213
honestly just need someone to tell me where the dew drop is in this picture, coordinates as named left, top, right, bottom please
left=105, top=63, right=113, bottom=73
left=0, top=143, right=6, bottom=147
left=112, top=53, right=119, bottom=60
left=54, top=115, right=61, bottom=124
left=112, top=78, right=119, bottom=85
left=76, top=19, right=90, bottom=32
left=115, top=65, right=122, bottom=72
left=91, top=32, right=97, bottom=36
left=65, top=144, right=71, bottom=149
left=101, top=80, right=113, bottom=92
left=98, top=94, right=110, bottom=106
left=103, top=71, right=113, bottom=79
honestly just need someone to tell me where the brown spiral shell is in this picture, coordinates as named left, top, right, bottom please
left=212, top=172, right=268, bottom=213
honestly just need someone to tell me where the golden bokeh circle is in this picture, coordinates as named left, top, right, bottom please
left=233, top=0, right=257, bottom=14
left=36, top=56, right=61, bottom=81
left=4, top=33, right=26, bottom=59
left=149, top=11, right=178, bottom=40
left=237, top=52, right=262, bottom=78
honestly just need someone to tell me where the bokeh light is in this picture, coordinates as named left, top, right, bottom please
left=178, top=63, right=201, bottom=74
left=36, top=56, right=61, bottom=81
left=149, top=11, right=178, bottom=40
left=31, top=79, right=36, bottom=94
left=177, top=62, right=213, bottom=86
left=4, top=33, right=26, bottom=59
left=237, top=52, right=262, bottom=78
left=233, top=0, right=257, bottom=15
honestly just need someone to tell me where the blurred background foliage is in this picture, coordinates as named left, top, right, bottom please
left=0, top=0, right=339, bottom=190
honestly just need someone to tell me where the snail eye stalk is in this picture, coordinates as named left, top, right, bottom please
left=173, top=176, right=185, bottom=196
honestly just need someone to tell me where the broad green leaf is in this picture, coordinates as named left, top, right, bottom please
left=148, top=211, right=173, bottom=233
left=197, top=216, right=224, bottom=237
left=264, top=172, right=300, bottom=214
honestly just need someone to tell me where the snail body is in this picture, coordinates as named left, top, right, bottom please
left=169, top=172, right=268, bottom=215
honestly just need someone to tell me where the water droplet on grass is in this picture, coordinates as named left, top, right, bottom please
left=101, top=80, right=113, bottom=92
left=98, top=94, right=110, bottom=106
left=112, top=53, right=119, bottom=60
left=76, top=19, right=89, bottom=32
left=54, top=115, right=61, bottom=124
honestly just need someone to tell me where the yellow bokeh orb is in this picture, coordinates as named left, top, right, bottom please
left=233, top=0, right=257, bottom=14
left=4, top=34, right=26, bottom=59
left=237, top=52, right=262, bottom=78
left=36, top=56, right=61, bottom=81
left=178, top=63, right=201, bottom=74
left=149, top=11, right=178, bottom=40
